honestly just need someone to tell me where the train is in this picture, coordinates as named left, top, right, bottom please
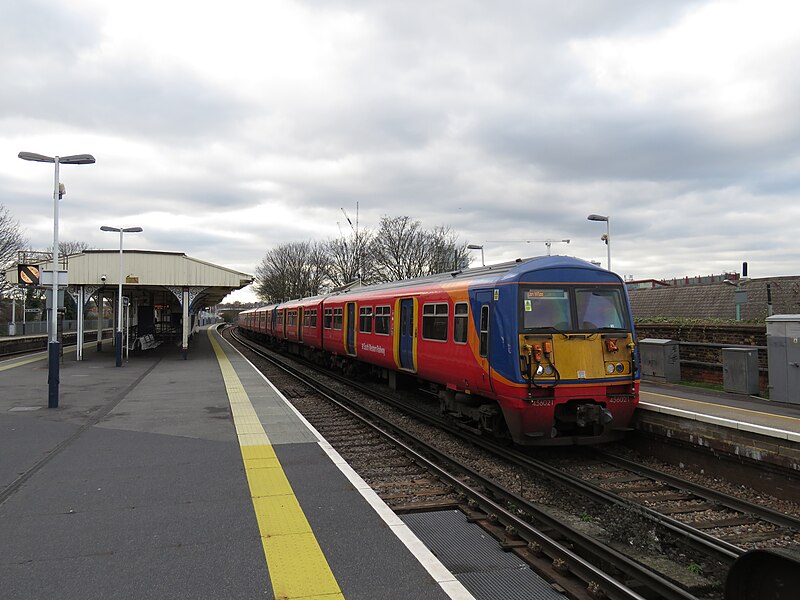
left=237, top=255, right=640, bottom=446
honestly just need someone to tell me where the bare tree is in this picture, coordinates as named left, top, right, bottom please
left=423, top=225, right=470, bottom=274
left=370, top=216, right=470, bottom=282
left=255, top=241, right=328, bottom=302
left=58, top=240, right=92, bottom=256
left=371, top=215, right=428, bottom=281
left=0, top=204, right=28, bottom=296
left=325, top=227, right=375, bottom=287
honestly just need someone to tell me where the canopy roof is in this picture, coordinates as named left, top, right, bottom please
left=4, top=250, right=253, bottom=307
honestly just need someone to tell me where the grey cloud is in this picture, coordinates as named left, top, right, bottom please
left=0, top=2, right=99, bottom=57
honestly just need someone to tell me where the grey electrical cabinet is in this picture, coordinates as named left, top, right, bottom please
left=638, top=338, right=681, bottom=383
left=766, top=315, right=800, bottom=405
left=722, top=348, right=759, bottom=395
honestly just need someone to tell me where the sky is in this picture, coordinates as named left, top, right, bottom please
left=2, top=1, right=799, bottom=302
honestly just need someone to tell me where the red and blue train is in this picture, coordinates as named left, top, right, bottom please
left=237, top=255, right=640, bottom=445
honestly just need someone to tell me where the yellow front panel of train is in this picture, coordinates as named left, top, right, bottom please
left=519, top=334, right=633, bottom=381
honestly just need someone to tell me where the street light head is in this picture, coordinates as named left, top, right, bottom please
left=18, top=151, right=55, bottom=163
left=587, top=214, right=608, bottom=222
left=102, top=225, right=143, bottom=233
left=59, top=154, right=96, bottom=165
left=19, top=152, right=95, bottom=164
left=467, top=244, right=483, bottom=250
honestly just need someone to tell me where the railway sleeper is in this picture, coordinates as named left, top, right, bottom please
left=658, top=502, right=716, bottom=514
left=691, top=516, right=760, bottom=529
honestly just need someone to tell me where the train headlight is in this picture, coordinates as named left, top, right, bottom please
left=606, top=363, right=615, bottom=374
left=615, top=363, right=625, bottom=373
left=543, top=365, right=554, bottom=376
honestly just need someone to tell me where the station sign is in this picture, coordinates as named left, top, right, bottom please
left=18, top=264, right=40, bottom=286
left=45, top=289, right=65, bottom=310
left=40, top=270, right=69, bottom=288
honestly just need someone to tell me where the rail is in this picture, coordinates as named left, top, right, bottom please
left=228, top=326, right=712, bottom=600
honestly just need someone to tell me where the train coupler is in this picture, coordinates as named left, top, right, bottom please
left=575, top=403, right=614, bottom=428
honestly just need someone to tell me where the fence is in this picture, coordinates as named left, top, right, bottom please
left=1, top=319, right=114, bottom=337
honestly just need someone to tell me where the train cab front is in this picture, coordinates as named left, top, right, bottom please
left=505, top=282, right=640, bottom=445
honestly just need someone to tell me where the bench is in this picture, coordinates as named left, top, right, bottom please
left=137, top=334, right=163, bottom=350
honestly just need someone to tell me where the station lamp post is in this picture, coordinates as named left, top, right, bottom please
left=587, top=214, right=611, bottom=271
left=467, top=244, right=485, bottom=266
left=18, top=151, right=95, bottom=409
left=100, top=225, right=143, bottom=367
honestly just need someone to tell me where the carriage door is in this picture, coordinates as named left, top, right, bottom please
left=399, top=298, right=415, bottom=371
left=475, top=290, right=494, bottom=394
left=298, top=308, right=304, bottom=342
left=346, top=302, right=356, bottom=355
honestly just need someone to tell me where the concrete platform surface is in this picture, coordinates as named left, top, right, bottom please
left=0, top=327, right=470, bottom=600
left=640, top=380, right=800, bottom=441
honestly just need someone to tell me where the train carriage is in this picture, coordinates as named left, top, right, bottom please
left=238, top=255, right=640, bottom=446
left=462, top=257, right=639, bottom=443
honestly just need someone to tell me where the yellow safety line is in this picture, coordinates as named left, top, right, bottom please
left=208, top=329, right=344, bottom=600
left=641, top=390, right=800, bottom=424
left=0, top=354, right=47, bottom=372
left=0, top=342, right=100, bottom=372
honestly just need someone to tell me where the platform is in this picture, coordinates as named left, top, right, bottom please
left=633, top=381, right=800, bottom=500
left=639, top=381, right=800, bottom=442
left=0, top=326, right=471, bottom=599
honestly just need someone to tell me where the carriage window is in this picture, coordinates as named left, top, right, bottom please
left=454, top=302, right=468, bottom=344
left=310, top=309, right=317, bottom=328
left=323, top=308, right=333, bottom=329
left=521, top=288, right=572, bottom=330
left=575, top=288, right=626, bottom=331
left=333, top=307, right=343, bottom=330
left=374, top=305, right=391, bottom=335
left=276, top=311, right=284, bottom=325
left=422, top=303, right=448, bottom=341
left=359, top=306, right=373, bottom=333
left=479, top=305, right=489, bottom=357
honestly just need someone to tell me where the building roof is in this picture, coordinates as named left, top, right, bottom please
left=3, top=250, right=253, bottom=307
left=629, top=275, right=800, bottom=321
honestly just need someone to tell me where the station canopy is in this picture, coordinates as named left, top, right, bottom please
left=5, top=250, right=253, bottom=307
left=4, top=250, right=253, bottom=358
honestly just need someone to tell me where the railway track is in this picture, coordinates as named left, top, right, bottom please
left=228, top=329, right=800, bottom=553
left=557, top=450, right=800, bottom=550
left=227, top=326, right=747, bottom=599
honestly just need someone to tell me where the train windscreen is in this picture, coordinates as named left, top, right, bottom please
left=522, top=288, right=572, bottom=330
left=575, top=288, right=627, bottom=331
left=521, top=286, right=628, bottom=332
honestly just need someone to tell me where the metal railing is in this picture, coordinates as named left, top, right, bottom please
left=1, top=319, right=113, bottom=337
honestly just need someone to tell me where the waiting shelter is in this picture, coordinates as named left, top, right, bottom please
left=4, top=250, right=252, bottom=359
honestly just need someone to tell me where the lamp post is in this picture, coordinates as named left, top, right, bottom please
left=100, top=226, right=143, bottom=367
left=467, top=244, right=485, bottom=266
left=587, top=214, right=611, bottom=271
left=18, top=151, right=95, bottom=408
